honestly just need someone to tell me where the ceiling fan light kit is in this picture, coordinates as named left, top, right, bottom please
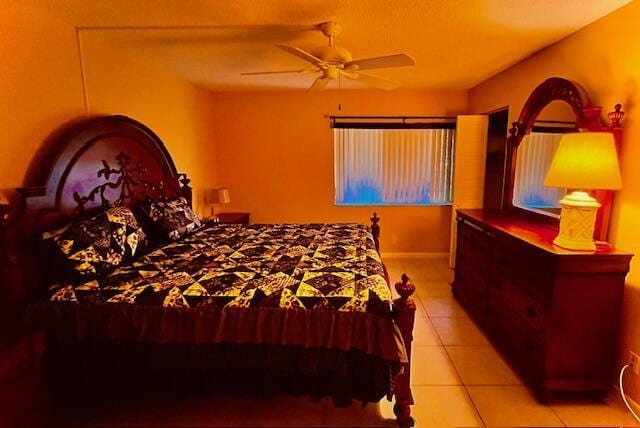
left=240, top=21, right=415, bottom=91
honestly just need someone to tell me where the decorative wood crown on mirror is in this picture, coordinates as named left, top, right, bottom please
left=504, top=77, right=624, bottom=241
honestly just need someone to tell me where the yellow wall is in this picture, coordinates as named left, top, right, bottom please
left=80, top=32, right=218, bottom=212
left=0, top=2, right=217, bottom=213
left=211, top=90, right=467, bottom=253
left=0, top=1, right=85, bottom=188
left=469, top=0, right=640, bottom=400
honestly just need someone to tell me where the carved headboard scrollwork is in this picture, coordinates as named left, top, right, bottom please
left=73, top=152, right=167, bottom=213
left=504, top=77, right=624, bottom=241
left=17, top=115, right=193, bottom=232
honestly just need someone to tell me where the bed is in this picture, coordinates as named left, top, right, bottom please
left=4, top=115, right=417, bottom=427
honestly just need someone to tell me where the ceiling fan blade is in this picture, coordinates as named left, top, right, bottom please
left=309, top=76, right=330, bottom=91
left=277, top=45, right=327, bottom=68
left=343, top=71, right=399, bottom=90
left=344, top=53, right=415, bottom=71
left=241, top=69, right=311, bottom=76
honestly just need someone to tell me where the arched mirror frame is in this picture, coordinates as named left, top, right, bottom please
left=504, top=77, right=624, bottom=241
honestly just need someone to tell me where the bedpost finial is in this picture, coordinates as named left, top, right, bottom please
left=178, top=173, right=193, bottom=208
left=370, top=212, right=380, bottom=253
left=395, top=273, right=416, bottom=303
left=178, top=173, right=191, bottom=187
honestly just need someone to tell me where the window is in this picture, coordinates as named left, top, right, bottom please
left=333, top=124, right=455, bottom=205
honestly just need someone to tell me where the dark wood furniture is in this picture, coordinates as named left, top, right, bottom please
left=453, top=209, right=632, bottom=399
left=0, top=115, right=417, bottom=427
left=0, top=199, right=48, bottom=427
left=0, top=330, right=47, bottom=427
left=504, top=77, right=624, bottom=241
left=215, top=212, right=250, bottom=225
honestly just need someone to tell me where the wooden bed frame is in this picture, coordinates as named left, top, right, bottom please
left=0, top=115, right=417, bottom=427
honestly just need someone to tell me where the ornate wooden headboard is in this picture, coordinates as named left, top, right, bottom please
left=0, top=115, right=192, bottom=329
left=17, top=115, right=192, bottom=232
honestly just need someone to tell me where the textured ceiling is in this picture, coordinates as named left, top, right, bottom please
left=27, top=0, right=631, bottom=90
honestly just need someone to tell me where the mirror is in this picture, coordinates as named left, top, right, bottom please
left=511, top=100, right=577, bottom=218
left=504, top=77, right=623, bottom=241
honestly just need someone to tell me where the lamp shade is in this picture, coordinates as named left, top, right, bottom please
left=544, top=132, right=622, bottom=190
left=204, top=187, right=231, bottom=204
left=217, top=188, right=231, bottom=204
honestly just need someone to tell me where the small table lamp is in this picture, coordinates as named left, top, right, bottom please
left=204, top=187, right=231, bottom=219
left=544, top=132, right=622, bottom=251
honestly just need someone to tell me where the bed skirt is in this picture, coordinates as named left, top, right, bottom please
left=45, top=340, right=394, bottom=406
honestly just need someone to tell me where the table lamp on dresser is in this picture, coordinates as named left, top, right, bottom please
left=204, top=187, right=231, bottom=221
left=544, top=132, right=622, bottom=251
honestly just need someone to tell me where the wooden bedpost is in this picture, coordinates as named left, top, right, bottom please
left=370, top=212, right=380, bottom=252
left=178, top=173, right=193, bottom=208
left=393, top=274, right=416, bottom=428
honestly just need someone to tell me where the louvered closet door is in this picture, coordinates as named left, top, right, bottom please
left=450, top=115, right=489, bottom=268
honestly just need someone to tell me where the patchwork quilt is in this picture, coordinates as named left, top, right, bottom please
left=48, top=223, right=393, bottom=317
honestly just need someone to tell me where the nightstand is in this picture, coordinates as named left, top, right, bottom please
left=212, top=212, right=250, bottom=225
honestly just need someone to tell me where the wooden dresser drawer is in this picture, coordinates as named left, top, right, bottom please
left=492, top=236, right=552, bottom=303
left=490, top=274, right=545, bottom=331
left=516, top=251, right=553, bottom=303
left=457, top=219, right=492, bottom=265
left=457, top=255, right=489, bottom=287
left=456, top=271, right=489, bottom=320
left=487, top=297, right=542, bottom=374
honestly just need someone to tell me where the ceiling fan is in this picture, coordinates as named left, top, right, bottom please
left=241, top=21, right=415, bottom=91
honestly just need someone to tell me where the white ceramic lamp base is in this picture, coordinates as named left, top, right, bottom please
left=553, top=191, right=600, bottom=251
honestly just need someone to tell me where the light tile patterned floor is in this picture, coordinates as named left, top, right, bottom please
left=62, top=256, right=640, bottom=427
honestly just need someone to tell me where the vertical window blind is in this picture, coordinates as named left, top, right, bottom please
left=334, top=127, right=455, bottom=205
left=513, top=131, right=566, bottom=209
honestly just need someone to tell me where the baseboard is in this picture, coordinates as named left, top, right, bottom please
left=381, top=252, right=449, bottom=258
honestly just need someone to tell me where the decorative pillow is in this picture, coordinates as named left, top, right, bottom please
left=140, top=197, right=202, bottom=241
left=51, top=206, right=146, bottom=278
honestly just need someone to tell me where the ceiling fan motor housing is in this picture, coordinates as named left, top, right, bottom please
left=312, top=45, right=353, bottom=65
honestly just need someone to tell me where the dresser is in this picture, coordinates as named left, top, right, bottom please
left=453, top=209, right=632, bottom=399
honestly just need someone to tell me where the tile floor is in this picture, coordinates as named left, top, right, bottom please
left=60, top=256, right=640, bottom=427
